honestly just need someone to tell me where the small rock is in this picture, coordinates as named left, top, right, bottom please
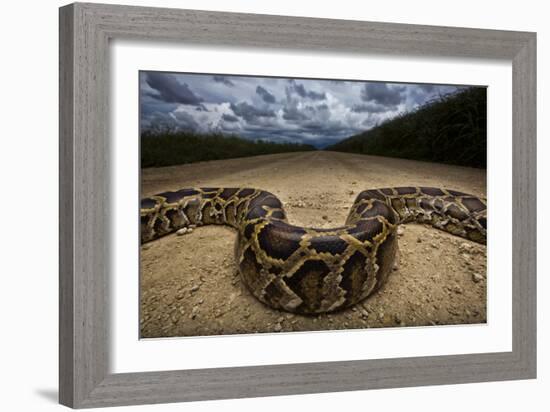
left=190, top=306, right=199, bottom=319
left=472, top=273, right=484, bottom=283
left=394, top=314, right=402, bottom=324
left=228, top=292, right=238, bottom=304
left=417, top=237, right=422, bottom=243
left=447, top=307, right=461, bottom=316
left=187, top=227, right=194, bottom=233
left=322, top=215, right=329, bottom=220
left=142, top=244, right=152, bottom=250
left=190, top=284, right=200, bottom=292
left=273, top=323, right=283, bottom=332
left=188, top=224, right=197, bottom=229
left=430, top=242, right=438, bottom=249
left=453, top=285, right=463, bottom=294
left=459, top=243, right=472, bottom=253
left=176, top=228, right=188, bottom=236
left=348, top=190, right=355, bottom=195
left=397, top=226, right=405, bottom=236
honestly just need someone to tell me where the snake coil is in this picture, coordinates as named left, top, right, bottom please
left=141, top=187, right=486, bottom=314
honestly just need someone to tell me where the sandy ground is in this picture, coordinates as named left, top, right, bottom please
left=140, top=151, right=487, bottom=338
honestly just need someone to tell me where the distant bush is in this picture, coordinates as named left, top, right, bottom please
left=327, top=87, right=487, bottom=168
left=141, top=130, right=316, bottom=168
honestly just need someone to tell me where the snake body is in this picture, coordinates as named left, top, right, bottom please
left=141, top=187, right=486, bottom=314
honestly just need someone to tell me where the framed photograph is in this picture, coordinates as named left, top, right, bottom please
left=138, top=71, right=488, bottom=339
left=59, top=2, right=536, bottom=408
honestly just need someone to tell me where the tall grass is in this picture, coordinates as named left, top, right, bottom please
left=141, top=130, right=316, bottom=168
left=327, top=87, right=487, bottom=168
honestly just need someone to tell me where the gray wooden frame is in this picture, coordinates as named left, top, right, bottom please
left=59, top=2, right=536, bottom=408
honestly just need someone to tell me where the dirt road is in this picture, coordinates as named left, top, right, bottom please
left=140, top=151, right=487, bottom=338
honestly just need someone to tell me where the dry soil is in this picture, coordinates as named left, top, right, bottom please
left=140, top=151, right=487, bottom=338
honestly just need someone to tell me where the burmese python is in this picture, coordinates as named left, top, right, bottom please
left=141, top=187, right=486, bottom=314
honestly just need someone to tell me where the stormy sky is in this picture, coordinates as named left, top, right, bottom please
left=140, top=71, right=463, bottom=148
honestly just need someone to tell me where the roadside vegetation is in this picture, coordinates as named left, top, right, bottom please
left=141, top=130, right=316, bottom=168
left=327, top=87, right=487, bottom=168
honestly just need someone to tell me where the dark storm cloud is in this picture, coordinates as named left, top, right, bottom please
left=282, top=105, right=309, bottom=121
left=293, top=83, right=307, bottom=97
left=212, top=75, right=235, bottom=87
left=304, top=121, right=358, bottom=137
left=237, top=119, right=362, bottom=149
left=222, top=113, right=239, bottom=122
left=306, top=90, right=326, bottom=100
left=418, top=84, right=436, bottom=93
left=255, top=85, right=276, bottom=103
left=280, top=94, right=331, bottom=125
left=229, top=102, right=276, bottom=122
left=140, top=98, right=178, bottom=118
left=351, top=102, right=391, bottom=113
left=289, top=80, right=326, bottom=101
left=141, top=111, right=178, bottom=132
left=145, top=72, right=203, bottom=105
left=140, top=71, right=467, bottom=147
left=360, top=83, right=405, bottom=106
left=172, top=111, right=200, bottom=130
